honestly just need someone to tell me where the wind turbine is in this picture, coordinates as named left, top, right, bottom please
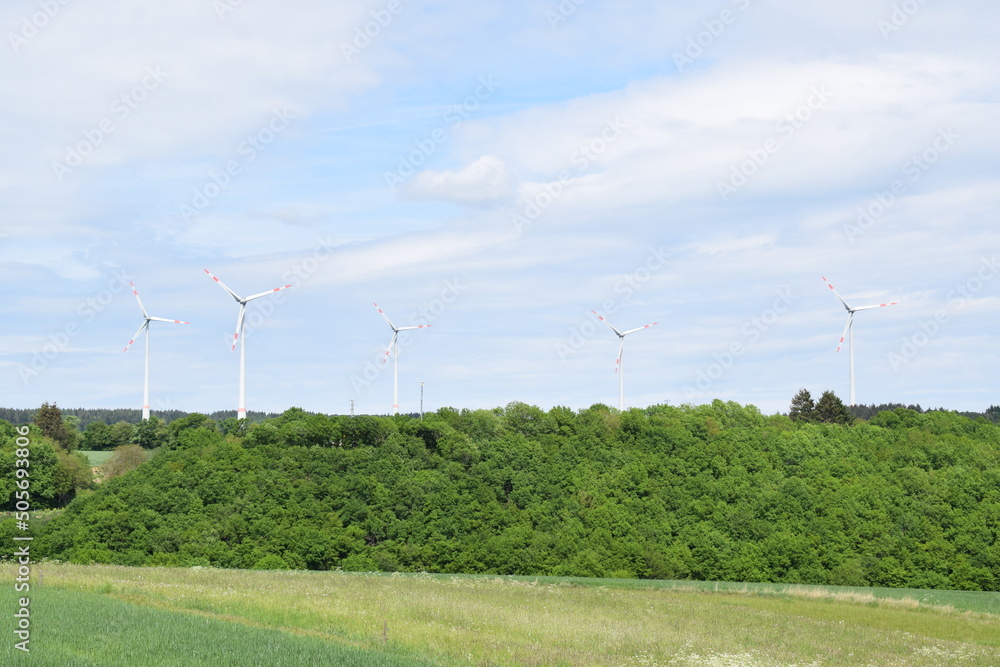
left=822, top=276, right=898, bottom=406
left=592, top=311, right=657, bottom=411
left=374, top=302, right=430, bottom=415
left=123, top=281, right=188, bottom=420
left=205, top=269, right=292, bottom=420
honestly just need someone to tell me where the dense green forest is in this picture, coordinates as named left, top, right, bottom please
left=4, top=399, right=998, bottom=591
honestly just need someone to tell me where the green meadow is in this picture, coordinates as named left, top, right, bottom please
left=77, top=450, right=113, bottom=467
left=3, top=564, right=998, bottom=666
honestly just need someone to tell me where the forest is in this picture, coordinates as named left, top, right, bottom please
left=2, top=397, right=999, bottom=591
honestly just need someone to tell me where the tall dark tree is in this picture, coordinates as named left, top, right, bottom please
left=814, top=391, right=853, bottom=425
left=985, top=405, right=1000, bottom=423
left=789, top=389, right=816, bottom=422
left=33, top=402, right=74, bottom=451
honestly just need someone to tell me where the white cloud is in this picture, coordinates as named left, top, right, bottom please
left=405, top=155, right=517, bottom=205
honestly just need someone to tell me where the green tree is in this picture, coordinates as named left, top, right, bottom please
left=62, top=415, right=83, bottom=451
left=52, top=451, right=94, bottom=505
left=110, top=421, right=137, bottom=448
left=100, top=444, right=150, bottom=480
left=34, top=402, right=74, bottom=451
left=220, top=417, right=248, bottom=437
left=135, top=416, right=169, bottom=449
left=814, top=391, right=853, bottom=424
left=168, top=413, right=217, bottom=439
left=789, top=389, right=816, bottom=422
left=82, top=421, right=116, bottom=450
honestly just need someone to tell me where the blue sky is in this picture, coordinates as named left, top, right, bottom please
left=1, top=0, right=997, bottom=416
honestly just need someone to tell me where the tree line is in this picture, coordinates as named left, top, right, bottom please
left=3, top=395, right=997, bottom=591
left=0, top=407, right=280, bottom=432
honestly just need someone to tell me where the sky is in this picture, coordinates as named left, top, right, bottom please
left=1, top=0, right=997, bottom=417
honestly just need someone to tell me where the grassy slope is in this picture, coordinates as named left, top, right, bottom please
left=6, top=564, right=998, bottom=666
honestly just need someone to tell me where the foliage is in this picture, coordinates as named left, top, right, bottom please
left=28, top=403, right=1000, bottom=592
left=33, top=402, right=75, bottom=451
left=134, top=416, right=170, bottom=449
left=168, top=413, right=218, bottom=439
left=82, top=421, right=116, bottom=450
left=814, top=390, right=853, bottom=425
left=100, top=445, right=151, bottom=480
left=0, top=422, right=92, bottom=509
left=788, top=388, right=816, bottom=422
left=0, top=407, right=281, bottom=428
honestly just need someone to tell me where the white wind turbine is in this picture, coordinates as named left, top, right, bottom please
left=822, top=276, right=898, bottom=406
left=205, top=269, right=292, bottom=420
left=123, top=281, right=188, bottom=420
left=374, top=302, right=430, bottom=415
left=592, top=310, right=657, bottom=411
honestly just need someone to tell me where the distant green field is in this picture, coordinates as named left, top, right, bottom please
left=4, top=564, right=998, bottom=666
left=77, top=450, right=112, bottom=466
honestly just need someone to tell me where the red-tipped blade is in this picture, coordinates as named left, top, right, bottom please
left=374, top=302, right=397, bottom=331
left=123, top=321, right=147, bottom=352
left=822, top=276, right=852, bottom=311
left=836, top=313, right=853, bottom=352
left=246, top=284, right=293, bottom=301
left=129, top=281, right=149, bottom=318
left=204, top=268, right=243, bottom=302
left=592, top=310, right=623, bottom=337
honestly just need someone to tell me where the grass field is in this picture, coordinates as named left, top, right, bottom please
left=77, top=450, right=113, bottom=467
left=3, top=564, right=998, bottom=666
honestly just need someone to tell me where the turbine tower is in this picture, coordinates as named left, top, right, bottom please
left=374, top=302, right=430, bottom=415
left=592, top=310, right=657, bottom=411
left=205, top=269, right=292, bottom=420
left=123, top=281, right=188, bottom=420
left=822, top=276, right=898, bottom=406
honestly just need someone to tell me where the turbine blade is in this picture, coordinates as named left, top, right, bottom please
left=395, top=325, right=431, bottom=331
left=232, top=305, right=246, bottom=352
left=204, top=269, right=243, bottom=302
left=821, top=276, right=852, bottom=312
left=615, top=337, right=625, bottom=374
left=853, top=301, right=899, bottom=311
left=148, top=316, right=189, bottom=324
left=836, top=313, right=853, bottom=352
left=592, top=310, right=623, bottom=337
left=245, top=284, right=293, bottom=301
left=382, top=332, right=398, bottom=363
left=622, top=322, right=658, bottom=336
left=123, top=321, right=148, bottom=352
left=374, top=302, right=397, bottom=330
left=129, top=281, right=148, bottom=319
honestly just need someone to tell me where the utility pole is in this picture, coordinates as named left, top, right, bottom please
left=419, top=382, right=424, bottom=420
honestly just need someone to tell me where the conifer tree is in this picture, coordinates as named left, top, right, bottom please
left=33, top=402, right=74, bottom=450
left=789, top=389, right=816, bottom=422
left=815, top=390, right=853, bottom=425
